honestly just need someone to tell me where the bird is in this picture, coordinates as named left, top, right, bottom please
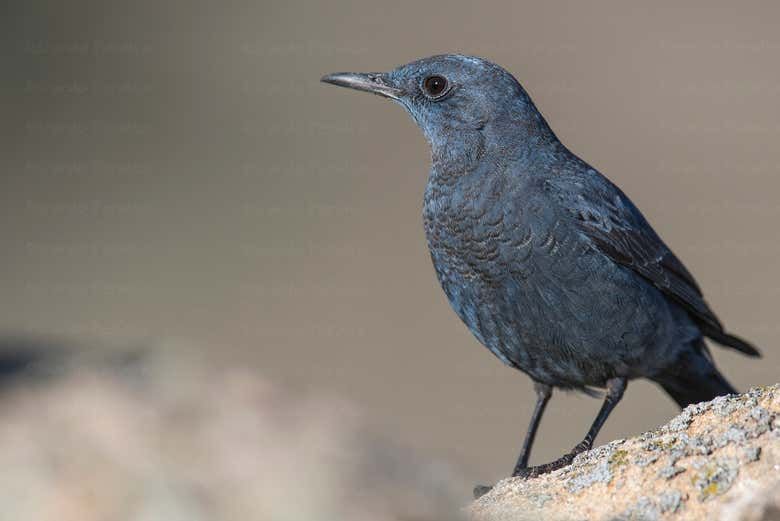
left=321, top=54, right=760, bottom=490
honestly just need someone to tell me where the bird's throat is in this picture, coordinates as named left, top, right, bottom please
left=429, top=129, right=487, bottom=182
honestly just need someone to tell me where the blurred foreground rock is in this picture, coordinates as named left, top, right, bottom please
left=0, top=342, right=468, bottom=521
left=470, top=385, right=780, bottom=521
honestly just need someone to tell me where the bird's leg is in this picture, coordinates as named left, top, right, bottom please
left=513, top=377, right=627, bottom=479
left=475, top=378, right=626, bottom=498
left=513, top=382, right=552, bottom=473
left=473, top=382, right=553, bottom=499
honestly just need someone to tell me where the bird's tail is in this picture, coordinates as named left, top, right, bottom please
left=701, top=325, right=761, bottom=358
left=653, top=343, right=738, bottom=408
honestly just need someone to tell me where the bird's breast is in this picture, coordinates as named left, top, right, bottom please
left=422, top=179, right=510, bottom=288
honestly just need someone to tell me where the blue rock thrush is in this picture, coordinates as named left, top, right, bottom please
left=321, top=55, right=760, bottom=488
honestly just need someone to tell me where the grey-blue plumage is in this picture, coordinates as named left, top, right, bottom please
left=321, top=55, right=759, bottom=482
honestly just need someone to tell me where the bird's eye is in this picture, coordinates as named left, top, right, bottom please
left=422, top=75, right=449, bottom=98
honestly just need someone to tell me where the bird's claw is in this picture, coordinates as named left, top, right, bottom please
left=512, top=451, right=579, bottom=479
left=477, top=449, right=585, bottom=500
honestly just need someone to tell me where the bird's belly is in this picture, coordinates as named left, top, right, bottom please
left=429, top=243, right=687, bottom=389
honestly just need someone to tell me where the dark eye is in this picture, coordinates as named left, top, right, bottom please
left=422, top=75, right=449, bottom=98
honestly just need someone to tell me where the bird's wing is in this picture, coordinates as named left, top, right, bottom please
left=550, top=173, right=722, bottom=331
left=555, top=171, right=759, bottom=357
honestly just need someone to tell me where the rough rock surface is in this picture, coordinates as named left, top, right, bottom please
left=470, top=385, right=780, bottom=521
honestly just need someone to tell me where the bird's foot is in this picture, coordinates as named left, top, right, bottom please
left=512, top=444, right=587, bottom=479
left=473, top=484, right=493, bottom=499
left=476, top=444, right=590, bottom=498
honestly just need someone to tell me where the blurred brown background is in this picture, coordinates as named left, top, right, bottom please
left=2, top=1, right=779, bottom=486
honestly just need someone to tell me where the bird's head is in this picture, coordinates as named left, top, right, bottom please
left=322, top=54, right=546, bottom=153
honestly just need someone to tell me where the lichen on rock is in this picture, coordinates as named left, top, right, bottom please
left=470, top=385, right=780, bottom=521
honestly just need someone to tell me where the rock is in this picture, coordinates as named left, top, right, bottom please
left=0, top=343, right=469, bottom=521
left=469, top=385, right=780, bottom=521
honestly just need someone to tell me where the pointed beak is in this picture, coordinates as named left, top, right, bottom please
left=320, top=72, right=403, bottom=101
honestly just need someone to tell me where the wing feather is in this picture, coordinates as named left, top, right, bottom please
left=551, top=172, right=758, bottom=357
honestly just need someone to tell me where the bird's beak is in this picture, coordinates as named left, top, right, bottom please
left=320, top=72, right=403, bottom=101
